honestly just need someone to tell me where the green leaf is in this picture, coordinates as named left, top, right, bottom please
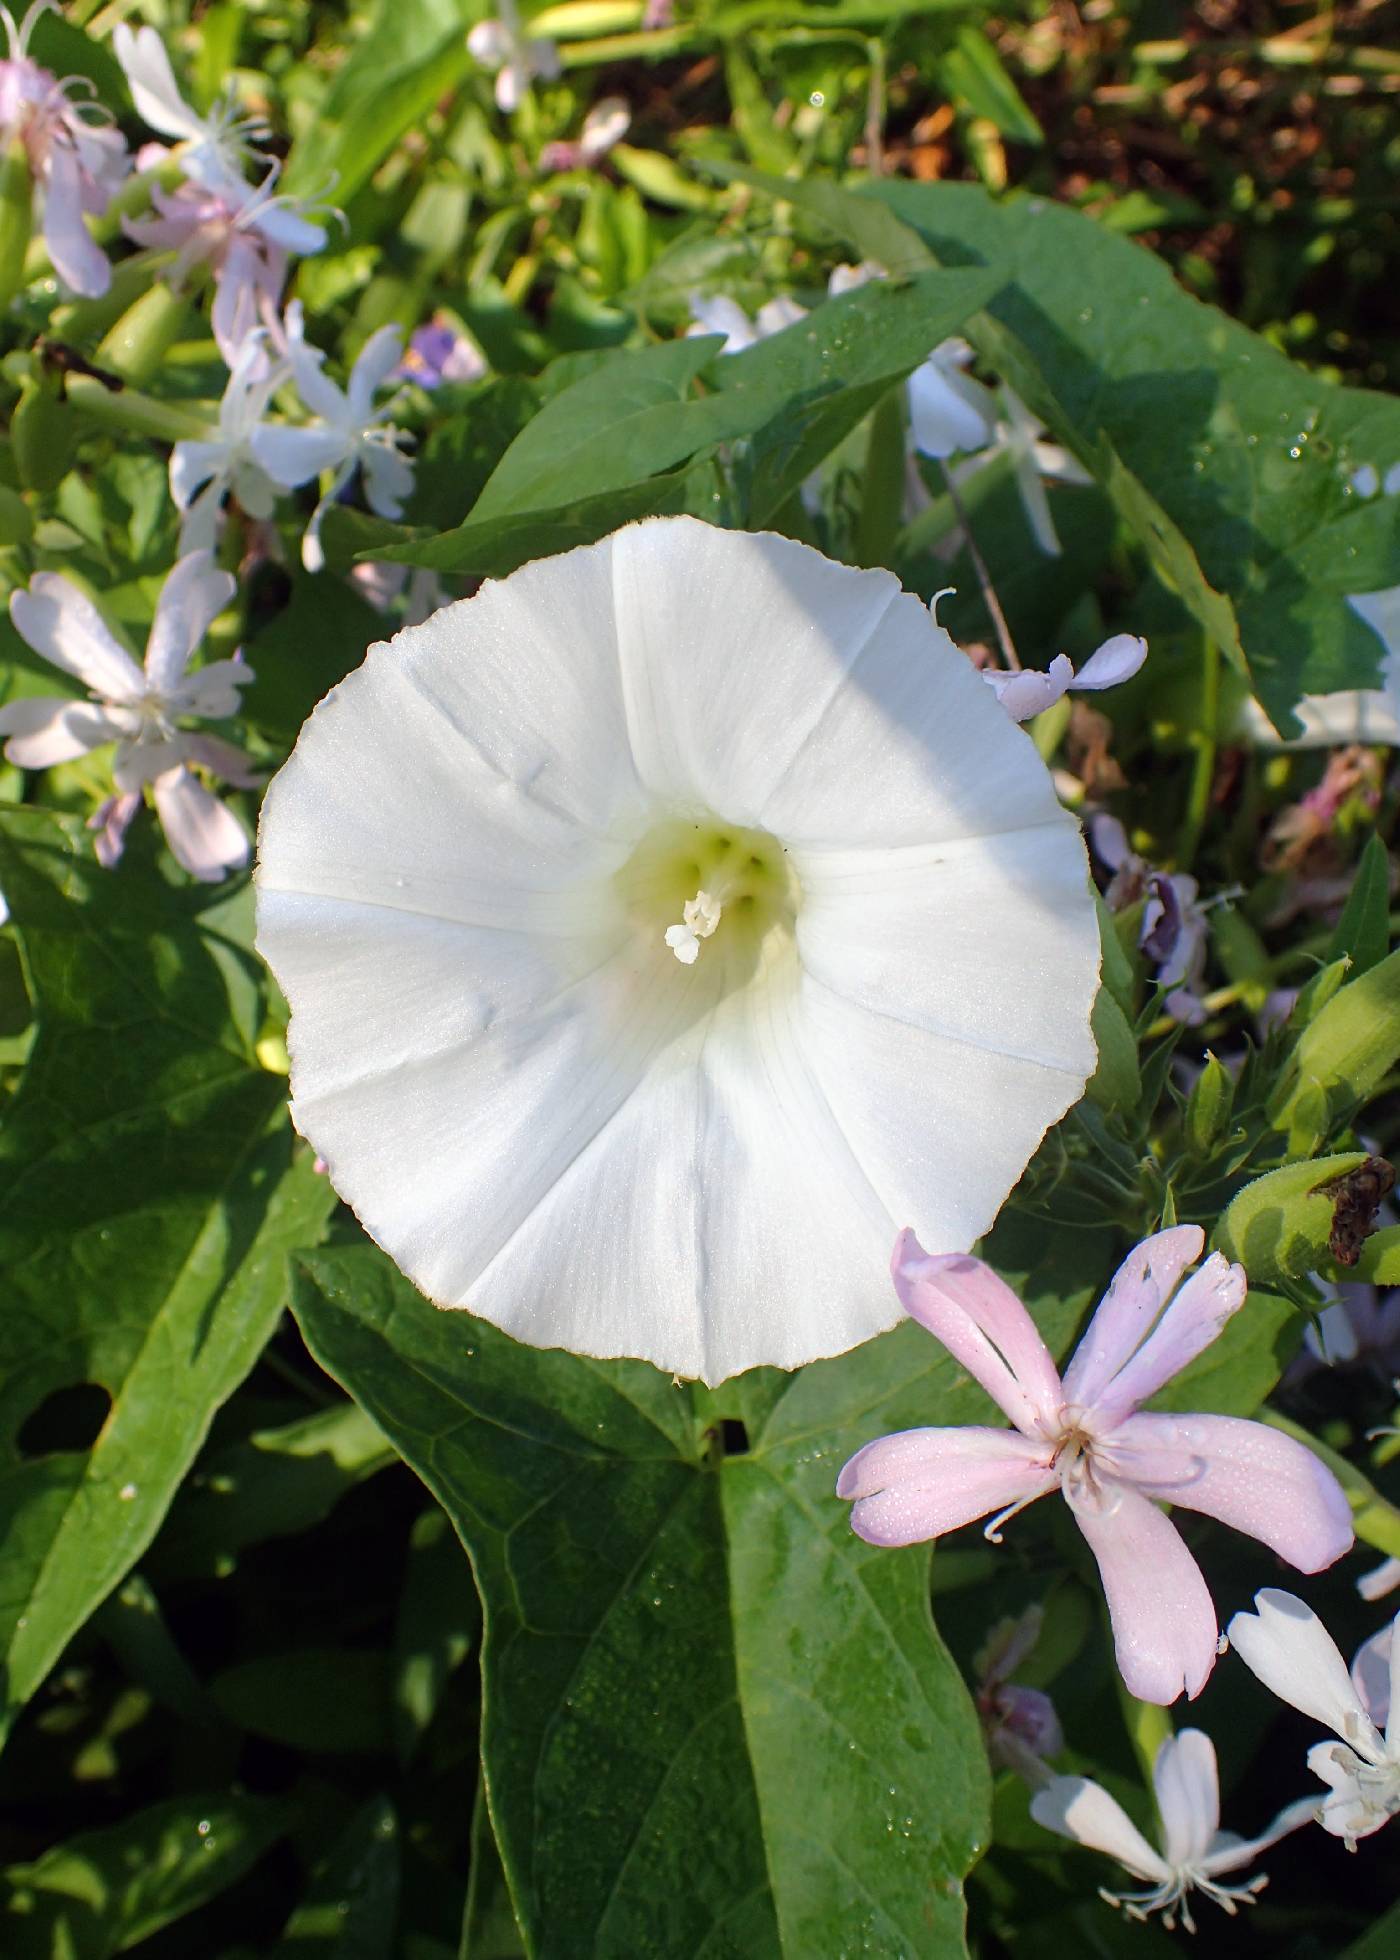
left=242, top=572, right=385, bottom=749
left=281, top=1797, right=401, bottom=1957
left=461, top=1783, right=527, bottom=1960
left=1, top=1794, right=289, bottom=1959
left=468, top=337, right=733, bottom=520
left=1326, top=833, right=1392, bottom=977
left=938, top=26, right=1044, bottom=144
left=148, top=1400, right=395, bottom=1584
left=385, top=466, right=703, bottom=575
left=0, top=810, right=336, bottom=1742
left=1085, top=987, right=1140, bottom=1113
left=283, top=0, right=474, bottom=206
left=865, top=179, right=1400, bottom=729
left=212, top=1648, right=393, bottom=1755
left=290, top=1239, right=1055, bottom=1958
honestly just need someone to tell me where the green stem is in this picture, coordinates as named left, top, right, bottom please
left=1176, top=633, right=1219, bottom=868
left=64, top=373, right=215, bottom=444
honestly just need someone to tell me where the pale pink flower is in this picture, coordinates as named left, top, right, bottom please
left=1229, top=1590, right=1400, bottom=1847
left=1031, top=1729, right=1316, bottom=1930
left=983, top=634, right=1147, bottom=722
left=0, top=0, right=128, bottom=295
left=0, top=552, right=256, bottom=881
left=124, top=169, right=326, bottom=367
left=1359, top=1556, right=1400, bottom=1603
left=838, top=1226, right=1354, bottom=1702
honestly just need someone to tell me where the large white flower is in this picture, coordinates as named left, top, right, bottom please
left=255, top=518, right=1100, bottom=1382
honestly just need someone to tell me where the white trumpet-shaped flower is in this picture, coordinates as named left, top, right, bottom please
left=1031, top=1729, right=1316, bottom=1931
left=1229, top=1589, right=1400, bottom=1847
left=255, top=518, right=1100, bottom=1382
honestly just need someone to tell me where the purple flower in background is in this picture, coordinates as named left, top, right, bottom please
left=1091, top=813, right=1215, bottom=1023
left=838, top=1226, right=1353, bottom=1702
left=396, top=313, right=487, bottom=391
left=0, top=0, right=128, bottom=295
left=974, top=1606, right=1063, bottom=1778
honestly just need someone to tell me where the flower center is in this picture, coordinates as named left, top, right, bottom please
left=614, top=816, right=798, bottom=979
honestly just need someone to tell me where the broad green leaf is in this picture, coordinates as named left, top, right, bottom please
left=868, top=180, right=1400, bottom=729
left=468, top=337, right=732, bottom=520
left=461, top=1782, right=527, bottom=1960
left=281, top=1797, right=401, bottom=1957
left=713, top=267, right=1002, bottom=522
left=1143, top=1287, right=1296, bottom=1417
left=0, top=810, right=336, bottom=1742
left=292, top=1218, right=1096, bottom=1959
left=283, top=0, right=474, bottom=205
left=148, top=1399, right=395, bottom=1584
left=1326, top=832, right=1392, bottom=977
left=386, top=466, right=703, bottom=575
left=242, top=572, right=385, bottom=749
left=1085, top=987, right=1139, bottom=1113
left=1340, top=1889, right=1400, bottom=1958
left=1, top=1794, right=289, bottom=1958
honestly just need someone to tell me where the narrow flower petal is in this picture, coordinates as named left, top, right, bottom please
left=906, top=358, right=994, bottom=460
left=0, top=697, right=121, bottom=768
left=144, top=550, right=237, bottom=695
left=1089, top=1252, right=1246, bottom=1427
left=890, top=1233, right=1065, bottom=1435
left=42, top=141, right=111, bottom=297
left=1196, top=1797, right=1319, bottom=1876
left=1228, top=1590, right=1383, bottom=1750
left=1072, top=1485, right=1219, bottom=1702
left=1060, top=1225, right=1205, bottom=1409
left=837, top=1425, right=1054, bottom=1546
left=348, top=325, right=406, bottom=423
left=1153, top=1730, right=1219, bottom=1869
left=1305, top=1740, right=1393, bottom=1843
left=10, top=577, right=146, bottom=702
left=1109, top=1411, right=1353, bottom=1572
left=151, top=767, right=249, bottom=882
left=1075, top=633, right=1148, bottom=691
left=1359, top=1555, right=1400, bottom=1603
left=113, top=23, right=204, bottom=143
left=1352, top=1620, right=1392, bottom=1733
left=1030, top=1775, right=1170, bottom=1884
left=1014, top=452, right=1061, bottom=556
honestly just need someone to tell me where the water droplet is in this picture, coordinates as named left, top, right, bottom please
left=118, top=1483, right=137, bottom=1501
left=196, top=1819, right=212, bottom=1837
left=809, top=90, right=825, bottom=107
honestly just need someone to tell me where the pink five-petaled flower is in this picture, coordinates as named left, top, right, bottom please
left=0, top=551, right=257, bottom=881
left=837, top=1225, right=1354, bottom=1703
left=0, top=0, right=128, bottom=295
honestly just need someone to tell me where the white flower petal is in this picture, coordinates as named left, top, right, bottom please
left=907, top=358, right=995, bottom=460
left=1153, top=1729, right=1218, bottom=1869
left=1229, top=1589, right=1383, bottom=1753
left=250, top=423, right=351, bottom=489
left=1074, top=633, right=1148, bottom=691
left=0, top=696, right=122, bottom=768
left=112, top=23, right=204, bottom=143
left=170, top=440, right=230, bottom=512
left=1030, top=1775, right=1170, bottom=1884
left=1351, top=1619, right=1392, bottom=1733
left=348, top=326, right=406, bottom=423
left=144, top=550, right=237, bottom=694
left=10, top=576, right=146, bottom=702
left=1014, top=452, right=1062, bottom=557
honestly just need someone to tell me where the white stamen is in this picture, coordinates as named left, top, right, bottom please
left=665, top=889, right=722, bottom=964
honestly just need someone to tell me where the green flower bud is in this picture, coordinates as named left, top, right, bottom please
left=95, top=281, right=193, bottom=387
left=11, top=374, right=76, bottom=494
left=1184, top=1051, right=1234, bottom=1156
left=0, top=481, right=33, bottom=546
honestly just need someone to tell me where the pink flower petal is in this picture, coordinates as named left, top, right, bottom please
left=982, top=658, right=1073, bottom=721
left=10, top=576, right=146, bottom=703
left=1108, top=1411, right=1352, bottom=1572
left=144, top=550, right=237, bottom=694
left=1074, top=633, right=1148, bottom=692
left=1090, top=1252, right=1246, bottom=1427
left=891, top=1230, right=1065, bottom=1436
left=837, top=1425, right=1054, bottom=1547
left=1153, top=1729, right=1218, bottom=1868
left=1352, top=1621, right=1392, bottom=1733
left=1061, top=1226, right=1205, bottom=1409
left=151, top=766, right=248, bottom=881
left=0, top=696, right=121, bottom=767
left=43, top=140, right=111, bottom=297
left=1071, top=1482, right=1219, bottom=1702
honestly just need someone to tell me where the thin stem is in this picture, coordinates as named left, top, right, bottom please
left=940, top=461, right=1020, bottom=670
left=1176, top=633, right=1219, bottom=867
left=864, top=37, right=885, bottom=178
